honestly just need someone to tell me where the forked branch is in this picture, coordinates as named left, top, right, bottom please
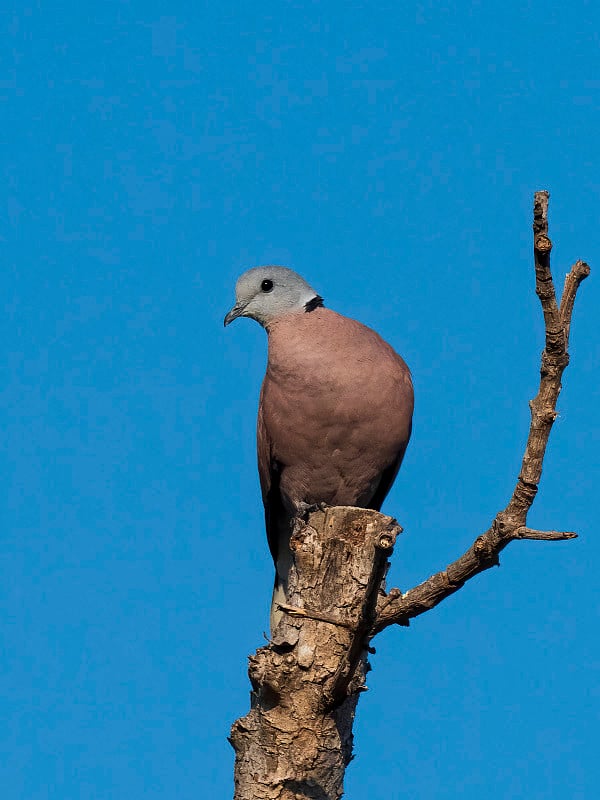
left=373, top=191, right=590, bottom=634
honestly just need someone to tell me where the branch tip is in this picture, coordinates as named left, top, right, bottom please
left=515, top=527, right=578, bottom=541
left=372, top=191, right=587, bottom=636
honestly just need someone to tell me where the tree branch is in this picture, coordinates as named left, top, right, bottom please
left=515, top=526, right=578, bottom=541
left=373, top=192, right=589, bottom=634
left=560, top=259, right=592, bottom=344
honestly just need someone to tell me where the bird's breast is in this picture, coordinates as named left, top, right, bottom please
left=262, top=309, right=413, bottom=492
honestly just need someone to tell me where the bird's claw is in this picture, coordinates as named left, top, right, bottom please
left=295, top=501, right=330, bottom=519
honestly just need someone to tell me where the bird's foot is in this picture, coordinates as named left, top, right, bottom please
left=295, top=501, right=330, bottom=519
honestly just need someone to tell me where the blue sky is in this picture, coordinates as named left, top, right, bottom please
left=2, top=2, right=599, bottom=798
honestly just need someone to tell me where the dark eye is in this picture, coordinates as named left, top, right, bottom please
left=261, top=279, right=274, bottom=292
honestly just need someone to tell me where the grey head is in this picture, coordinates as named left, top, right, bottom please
left=224, top=266, right=323, bottom=328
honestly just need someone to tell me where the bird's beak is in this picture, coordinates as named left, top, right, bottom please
left=223, top=302, right=246, bottom=327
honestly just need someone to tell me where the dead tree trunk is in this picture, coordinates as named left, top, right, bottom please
left=229, top=192, right=590, bottom=799
left=230, top=507, right=398, bottom=800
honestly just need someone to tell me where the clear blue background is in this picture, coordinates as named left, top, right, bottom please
left=2, top=2, right=599, bottom=798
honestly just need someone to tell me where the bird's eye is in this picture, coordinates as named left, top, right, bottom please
left=261, top=279, right=274, bottom=292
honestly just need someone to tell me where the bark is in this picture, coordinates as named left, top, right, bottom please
left=230, top=192, right=590, bottom=799
left=230, top=507, right=399, bottom=800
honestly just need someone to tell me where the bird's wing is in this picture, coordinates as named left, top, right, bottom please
left=257, top=386, right=284, bottom=566
left=367, top=421, right=412, bottom=512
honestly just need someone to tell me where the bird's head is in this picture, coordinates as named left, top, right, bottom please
left=224, top=266, right=323, bottom=328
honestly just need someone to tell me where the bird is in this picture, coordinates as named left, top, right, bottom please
left=224, top=266, right=414, bottom=631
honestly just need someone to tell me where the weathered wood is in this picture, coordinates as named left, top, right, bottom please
left=230, top=507, right=399, bottom=800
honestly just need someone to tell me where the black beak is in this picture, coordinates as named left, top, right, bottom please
left=223, top=303, right=246, bottom=327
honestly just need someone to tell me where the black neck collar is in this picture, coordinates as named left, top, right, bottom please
left=304, top=295, right=324, bottom=313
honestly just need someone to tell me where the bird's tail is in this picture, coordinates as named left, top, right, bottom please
left=269, top=513, right=294, bottom=634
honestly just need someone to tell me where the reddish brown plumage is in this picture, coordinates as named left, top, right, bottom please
left=258, top=306, right=413, bottom=575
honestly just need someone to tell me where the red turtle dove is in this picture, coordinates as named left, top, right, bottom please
left=225, top=266, right=414, bottom=630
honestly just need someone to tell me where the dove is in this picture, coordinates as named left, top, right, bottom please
left=225, top=266, right=413, bottom=630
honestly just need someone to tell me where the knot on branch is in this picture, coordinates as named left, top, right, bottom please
left=541, top=350, right=569, bottom=371
left=376, top=524, right=401, bottom=552
left=386, top=587, right=402, bottom=601
left=473, top=534, right=500, bottom=565
left=535, top=234, right=553, bottom=254
left=529, top=398, right=560, bottom=425
left=536, top=407, right=559, bottom=424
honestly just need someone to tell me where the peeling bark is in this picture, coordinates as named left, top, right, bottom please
left=230, top=507, right=399, bottom=799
